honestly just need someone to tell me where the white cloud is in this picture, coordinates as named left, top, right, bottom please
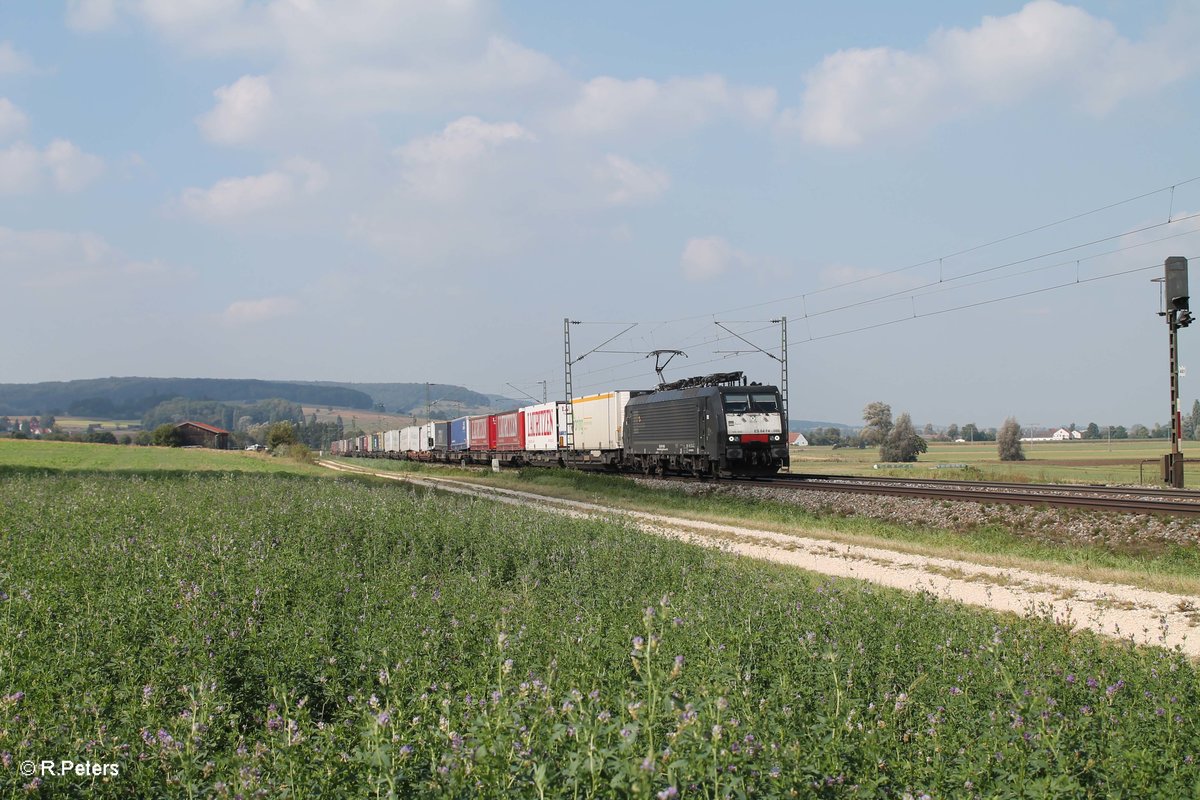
left=180, top=158, right=327, bottom=220
left=0, top=99, right=28, bottom=141
left=43, top=139, right=106, bottom=192
left=397, top=116, right=534, bottom=200
left=222, top=296, right=300, bottom=324
left=0, top=144, right=44, bottom=194
left=785, top=0, right=1197, bottom=147
left=132, top=0, right=484, bottom=59
left=593, top=154, right=669, bottom=206
left=0, top=226, right=186, bottom=289
left=66, top=0, right=117, bottom=32
left=198, top=75, right=273, bottom=145
left=400, top=116, right=533, bottom=164
left=0, top=139, right=104, bottom=194
left=557, top=75, right=776, bottom=136
left=681, top=236, right=748, bottom=282
left=0, top=41, right=31, bottom=75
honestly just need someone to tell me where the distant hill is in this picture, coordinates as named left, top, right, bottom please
left=305, top=382, right=523, bottom=415
left=0, top=378, right=373, bottom=417
left=791, top=419, right=856, bottom=433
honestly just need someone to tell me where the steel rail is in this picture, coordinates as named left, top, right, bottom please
left=738, top=473, right=1200, bottom=516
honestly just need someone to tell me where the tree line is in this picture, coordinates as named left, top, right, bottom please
left=801, top=399, right=1200, bottom=465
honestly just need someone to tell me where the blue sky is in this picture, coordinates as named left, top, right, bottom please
left=2, top=1, right=1200, bottom=428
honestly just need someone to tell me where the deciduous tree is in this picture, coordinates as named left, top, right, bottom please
left=880, top=412, right=926, bottom=462
left=997, top=417, right=1025, bottom=461
left=861, top=402, right=893, bottom=446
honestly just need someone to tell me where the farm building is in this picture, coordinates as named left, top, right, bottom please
left=789, top=432, right=809, bottom=446
left=175, top=421, right=230, bottom=449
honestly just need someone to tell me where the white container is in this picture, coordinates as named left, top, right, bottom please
left=570, top=391, right=632, bottom=450
left=418, top=423, right=434, bottom=452
left=399, top=426, right=422, bottom=452
left=383, top=429, right=401, bottom=453
left=522, top=402, right=567, bottom=451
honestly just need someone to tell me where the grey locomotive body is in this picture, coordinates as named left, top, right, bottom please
left=623, top=373, right=788, bottom=477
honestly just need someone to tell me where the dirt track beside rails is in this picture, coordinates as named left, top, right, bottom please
left=319, top=460, right=1200, bottom=658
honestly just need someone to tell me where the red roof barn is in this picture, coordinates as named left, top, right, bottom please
left=175, top=421, right=230, bottom=449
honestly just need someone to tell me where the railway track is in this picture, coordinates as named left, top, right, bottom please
left=737, top=473, right=1200, bottom=517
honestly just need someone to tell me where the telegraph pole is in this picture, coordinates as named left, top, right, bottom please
left=713, top=317, right=791, bottom=469
left=1159, top=257, right=1193, bottom=487
left=564, top=318, right=575, bottom=449
left=562, top=319, right=638, bottom=450
left=776, top=316, right=789, bottom=435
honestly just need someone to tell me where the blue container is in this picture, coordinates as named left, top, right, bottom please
left=450, top=417, right=469, bottom=451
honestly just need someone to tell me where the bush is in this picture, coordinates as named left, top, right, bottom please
left=272, top=442, right=313, bottom=463
left=266, top=421, right=297, bottom=449
left=151, top=424, right=182, bottom=447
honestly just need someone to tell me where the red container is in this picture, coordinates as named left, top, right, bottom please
left=495, top=410, right=525, bottom=451
left=468, top=415, right=496, bottom=450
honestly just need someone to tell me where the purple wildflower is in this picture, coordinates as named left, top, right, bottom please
left=656, top=787, right=678, bottom=800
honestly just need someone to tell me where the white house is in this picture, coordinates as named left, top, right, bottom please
left=789, top=432, right=809, bottom=447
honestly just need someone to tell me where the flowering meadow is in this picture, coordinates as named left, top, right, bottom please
left=1, top=472, right=1198, bottom=797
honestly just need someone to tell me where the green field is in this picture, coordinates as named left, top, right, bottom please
left=790, top=439, right=1200, bottom=486
left=2, top=471, right=1198, bottom=797
left=336, top=458, right=1200, bottom=595
left=0, top=438, right=325, bottom=476
left=49, top=417, right=142, bottom=433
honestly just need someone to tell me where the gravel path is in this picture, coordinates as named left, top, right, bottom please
left=320, top=461, right=1200, bottom=657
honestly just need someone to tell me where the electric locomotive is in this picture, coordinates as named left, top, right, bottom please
left=622, top=371, right=788, bottom=477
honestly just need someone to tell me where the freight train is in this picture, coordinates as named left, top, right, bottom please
left=330, top=371, right=788, bottom=477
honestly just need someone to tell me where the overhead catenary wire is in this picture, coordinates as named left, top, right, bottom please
left=567, top=213, right=1200, bottom=387
left=645, top=174, right=1200, bottom=326
left=572, top=255, right=1186, bottom=393
left=510, top=174, right=1200, bottom=392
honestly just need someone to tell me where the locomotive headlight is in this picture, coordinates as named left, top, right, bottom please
left=728, top=435, right=736, bottom=442
left=772, top=435, right=781, bottom=441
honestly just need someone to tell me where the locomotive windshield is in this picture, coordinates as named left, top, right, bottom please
left=750, top=393, right=779, bottom=413
left=723, top=393, right=780, bottom=414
